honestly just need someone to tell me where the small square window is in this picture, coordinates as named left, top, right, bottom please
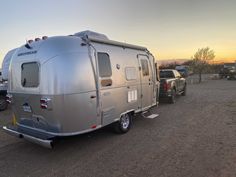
left=125, top=67, right=137, bottom=80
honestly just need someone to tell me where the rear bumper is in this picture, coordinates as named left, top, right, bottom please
left=159, top=91, right=172, bottom=98
left=3, top=126, right=53, bottom=149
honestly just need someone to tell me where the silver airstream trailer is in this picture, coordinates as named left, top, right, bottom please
left=2, top=48, right=18, bottom=81
left=0, top=48, right=18, bottom=111
left=3, top=31, right=160, bottom=148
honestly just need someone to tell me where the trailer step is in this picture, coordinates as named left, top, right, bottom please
left=145, top=114, right=159, bottom=119
left=142, top=111, right=159, bottom=119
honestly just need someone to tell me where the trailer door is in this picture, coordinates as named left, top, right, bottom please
left=138, top=55, right=153, bottom=110
left=97, top=52, right=116, bottom=126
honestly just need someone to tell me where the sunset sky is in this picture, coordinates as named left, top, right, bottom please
left=0, top=0, right=236, bottom=64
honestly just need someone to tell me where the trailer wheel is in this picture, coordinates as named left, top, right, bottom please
left=113, top=113, right=132, bottom=134
left=0, top=95, right=7, bottom=111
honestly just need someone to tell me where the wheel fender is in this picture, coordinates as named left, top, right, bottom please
left=119, top=110, right=134, bottom=118
left=116, top=110, right=134, bottom=123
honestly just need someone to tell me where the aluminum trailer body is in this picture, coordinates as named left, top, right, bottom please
left=3, top=31, right=159, bottom=148
left=0, top=48, right=18, bottom=111
left=2, top=48, right=18, bottom=81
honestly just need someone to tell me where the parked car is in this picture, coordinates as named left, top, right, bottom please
left=227, top=69, right=236, bottom=80
left=159, top=69, right=186, bottom=103
left=3, top=31, right=160, bottom=148
left=219, top=68, right=230, bottom=79
left=175, top=65, right=190, bottom=78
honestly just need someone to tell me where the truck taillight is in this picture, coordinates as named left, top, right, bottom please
left=163, top=82, right=171, bottom=92
left=40, top=98, right=51, bottom=109
left=6, top=94, right=13, bottom=104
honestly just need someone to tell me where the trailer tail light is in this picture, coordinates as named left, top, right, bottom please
left=40, top=98, right=51, bottom=109
left=6, top=94, right=13, bottom=104
left=163, top=82, right=171, bottom=92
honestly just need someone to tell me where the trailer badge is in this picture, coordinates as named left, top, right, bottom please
left=22, top=103, right=32, bottom=113
left=18, top=51, right=37, bottom=57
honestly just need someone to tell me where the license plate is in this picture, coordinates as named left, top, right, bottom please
left=23, top=105, right=32, bottom=113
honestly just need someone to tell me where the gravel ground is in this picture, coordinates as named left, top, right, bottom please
left=0, top=79, right=236, bottom=177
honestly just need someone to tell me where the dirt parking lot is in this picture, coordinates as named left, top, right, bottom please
left=0, top=79, right=236, bottom=177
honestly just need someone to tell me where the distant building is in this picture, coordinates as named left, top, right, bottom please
left=224, top=63, right=235, bottom=70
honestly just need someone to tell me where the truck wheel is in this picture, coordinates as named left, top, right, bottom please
left=113, top=113, right=132, bottom=134
left=0, top=96, right=8, bottom=111
left=169, top=89, right=176, bottom=104
left=182, top=85, right=187, bottom=96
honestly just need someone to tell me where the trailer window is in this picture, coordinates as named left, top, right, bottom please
left=98, top=53, right=112, bottom=77
left=160, top=71, right=174, bottom=78
left=21, top=62, right=39, bottom=87
left=141, top=59, right=149, bottom=76
left=125, top=67, right=137, bottom=80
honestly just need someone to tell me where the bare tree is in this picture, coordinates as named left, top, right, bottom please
left=192, top=47, right=215, bottom=83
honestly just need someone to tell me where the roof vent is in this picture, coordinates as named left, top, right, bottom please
left=74, top=30, right=109, bottom=40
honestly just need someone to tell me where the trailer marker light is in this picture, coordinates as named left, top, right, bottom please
left=91, top=125, right=97, bottom=129
left=42, top=36, right=48, bottom=40
left=28, top=40, right=33, bottom=43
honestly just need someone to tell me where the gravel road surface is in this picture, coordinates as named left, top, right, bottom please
left=0, top=79, right=236, bottom=177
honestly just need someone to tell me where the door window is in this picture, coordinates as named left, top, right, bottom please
left=97, top=53, right=112, bottom=87
left=141, top=59, right=149, bottom=76
left=97, top=53, right=112, bottom=77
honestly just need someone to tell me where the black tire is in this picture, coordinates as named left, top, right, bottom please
left=182, top=85, right=187, bottom=96
left=113, top=113, right=132, bottom=134
left=0, top=95, right=8, bottom=111
left=169, top=89, right=176, bottom=104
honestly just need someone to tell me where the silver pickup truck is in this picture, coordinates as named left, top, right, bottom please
left=159, top=69, right=187, bottom=103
